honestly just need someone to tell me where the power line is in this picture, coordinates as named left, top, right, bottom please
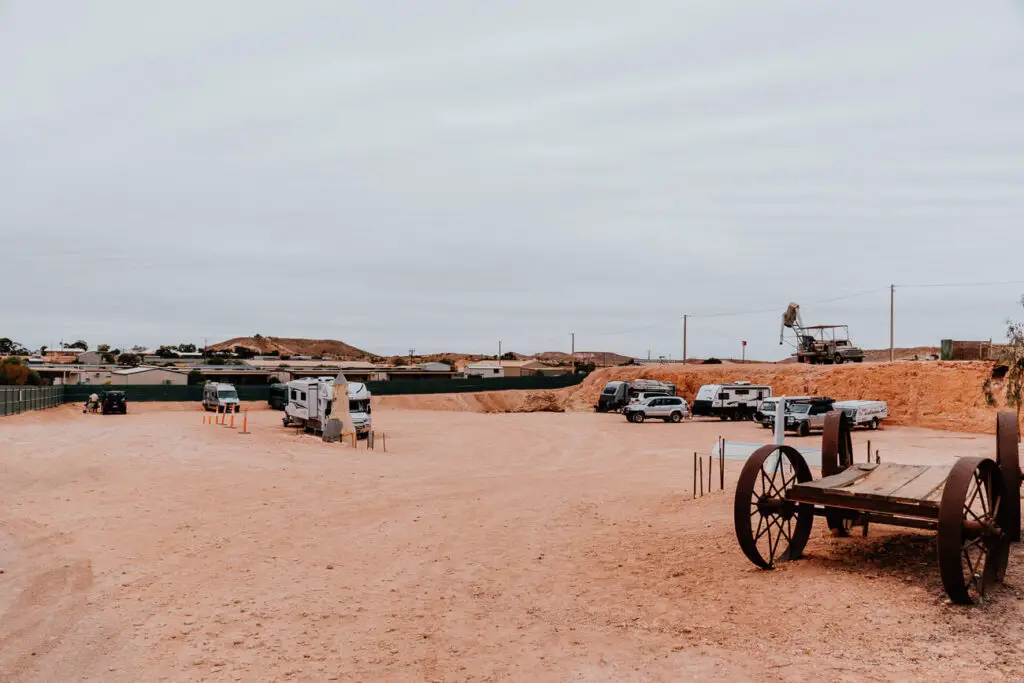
left=897, top=279, right=1024, bottom=289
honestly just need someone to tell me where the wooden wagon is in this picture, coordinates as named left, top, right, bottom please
left=734, top=411, right=1022, bottom=604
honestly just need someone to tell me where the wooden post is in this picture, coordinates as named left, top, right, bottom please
left=720, top=448, right=725, bottom=490
left=708, top=454, right=713, bottom=492
left=699, top=457, right=704, bottom=496
left=867, top=440, right=871, bottom=463
left=875, top=450, right=880, bottom=464
left=693, top=453, right=697, bottom=499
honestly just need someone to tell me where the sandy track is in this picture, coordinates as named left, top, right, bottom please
left=1, top=405, right=1022, bottom=681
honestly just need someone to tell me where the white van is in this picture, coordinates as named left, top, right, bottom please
left=203, top=382, right=240, bottom=413
left=833, top=400, right=888, bottom=430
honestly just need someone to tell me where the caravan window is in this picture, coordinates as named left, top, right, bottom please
left=300, top=391, right=306, bottom=401
left=290, top=389, right=297, bottom=400
left=735, top=389, right=750, bottom=396
left=719, top=392, right=730, bottom=400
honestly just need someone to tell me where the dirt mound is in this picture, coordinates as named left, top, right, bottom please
left=379, top=361, right=1009, bottom=433
left=536, top=350, right=633, bottom=365
left=376, top=390, right=564, bottom=413
left=209, top=336, right=373, bottom=359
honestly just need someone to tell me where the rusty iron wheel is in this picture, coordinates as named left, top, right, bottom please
left=996, top=412, right=1021, bottom=544
left=734, top=445, right=814, bottom=569
left=937, top=457, right=1009, bottom=604
left=821, top=411, right=855, bottom=535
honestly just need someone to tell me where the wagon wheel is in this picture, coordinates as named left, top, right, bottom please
left=734, top=445, right=814, bottom=569
left=937, top=457, right=1009, bottom=604
left=821, top=411, right=855, bottom=536
left=996, top=412, right=1021, bottom=543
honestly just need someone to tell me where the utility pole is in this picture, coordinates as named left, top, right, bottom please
left=570, top=333, right=575, bottom=373
left=682, top=314, right=688, bottom=364
left=889, top=284, right=895, bottom=363
left=742, top=340, right=747, bottom=364
left=498, top=340, right=502, bottom=366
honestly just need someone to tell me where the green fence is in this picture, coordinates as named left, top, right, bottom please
left=0, top=385, right=65, bottom=416
left=365, top=374, right=585, bottom=395
left=59, top=374, right=584, bottom=404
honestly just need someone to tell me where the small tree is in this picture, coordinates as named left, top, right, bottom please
left=1003, top=297, right=1024, bottom=429
left=0, top=338, right=26, bottom=355
left=156, top=345, right=179, bottom=359
left=178, top=343, right=197, bottom=353
left=117, top=353, right=140, bottom=366
left=68, top=340, right=88, bottom=350
left=101, top=352, right=117, bottom=364
left=97, top=344, right=110, bottom=353
left=393, top=357, right=408, bottom=367
left=187, top=369, right=204, bottom=385
left=574, top=360, right=596, bottom=374
left=500, top=351, right=517, bottom=361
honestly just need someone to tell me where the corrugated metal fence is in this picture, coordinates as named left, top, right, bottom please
left=60, top=374, right=586, bottom=404
left=0, top=385, right=65, bottom=416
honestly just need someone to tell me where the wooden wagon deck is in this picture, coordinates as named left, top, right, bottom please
left=789, top=462, right=952, bottom=520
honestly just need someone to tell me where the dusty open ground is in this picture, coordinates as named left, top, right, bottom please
left=2, top=401, right=1023, bottom=681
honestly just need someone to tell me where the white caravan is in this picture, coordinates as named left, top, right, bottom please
left=282, top=377, right=372, bottom=436
left=833, top=400, right=888, bottom=430
left=692, top=382, right=772, bottom=421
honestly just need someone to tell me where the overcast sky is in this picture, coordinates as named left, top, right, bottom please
left=3, top=1, right=1024, bottom=359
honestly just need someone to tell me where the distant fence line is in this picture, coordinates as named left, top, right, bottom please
left=0, top=385, right=65, bottom=416
left=59, top=374, right=586, bottom=404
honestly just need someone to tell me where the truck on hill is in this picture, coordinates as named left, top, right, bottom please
left=781, top=303, right=864, bottom=364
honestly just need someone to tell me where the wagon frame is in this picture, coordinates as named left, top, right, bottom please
left=734, top=411, right=1023, bottom=604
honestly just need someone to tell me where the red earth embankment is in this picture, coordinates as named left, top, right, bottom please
left=380, top=361, right=1010, bottom=433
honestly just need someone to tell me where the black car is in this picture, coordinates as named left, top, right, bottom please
left=268, top=383, right=288, bottom=410
left=102, top=391, right=127, bottom=414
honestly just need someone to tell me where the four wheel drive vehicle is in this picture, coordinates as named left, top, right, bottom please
left=101, top=391, right=127, bottom=414
left=596, top=379, right=677, bottom=412
left=203, top=382, right=241, bottom=412
left=624, top=396, right=690, bottom=423
left=692, top=382, right=772, bottom=421
left=783, top=398, right=835, bottom=436
left=268, top=383, right=289, bottom=410
left=833, top=400, right=888, bottom=430
left=758, top=396, right=818, bottom=429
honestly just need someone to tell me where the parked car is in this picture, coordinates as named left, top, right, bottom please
left=596, top=379, right=677, bottom=412
left=203, top=382, right=240, bottom=413
left=784, top=398, right=835, bottom=436
left=101, top=390, right=127, bottom=415
left=624, top=396, right=690, bottom=424
left=758, top=396, right=816, bottom=428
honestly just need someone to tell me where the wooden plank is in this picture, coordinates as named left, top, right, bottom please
left=840, top=464, right=930, bottom=497
left=793, top=464, right=876, bottom=492
left=888, top=465, right=952, bottom=502
left=788, top=485, right=940, bottom=519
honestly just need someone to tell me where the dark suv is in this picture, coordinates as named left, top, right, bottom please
left=102, top=391, right=127, bottom=415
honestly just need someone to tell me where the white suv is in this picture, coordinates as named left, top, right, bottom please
left=624, top=396, right=690, bottom=424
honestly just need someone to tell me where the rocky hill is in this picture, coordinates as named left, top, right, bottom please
left=209, top=336, right=374, bottom=359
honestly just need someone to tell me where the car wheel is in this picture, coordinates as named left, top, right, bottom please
left=670, top=412, right=682, bottom=423
left=870, top=418, right=879, bottom=431
left=798, top=421, right=810, bottom=437
left=834, top=355, right=844, bottom=364
left=633, top=412, right=645, bottom=423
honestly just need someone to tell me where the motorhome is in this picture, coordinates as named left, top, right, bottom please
left=595, top=379, right=677, bottom=412
left=833, top=400, right=888, bottom=430
left=282, top=377, right=372, bottom=436
left=692, top=382, right=772, bottom=420
left=202, top=382, right=240, bottom=413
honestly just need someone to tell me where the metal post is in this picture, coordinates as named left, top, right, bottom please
left=774, top=398, right=786, bottom=446
left=889, top=284, right=895, bottom=363
left=570, top=333, right=575, bottom=374
left=867, top=439, right=871, bottom=463
left=699, top=458, right=704, bottom=496
left=708, top=454, right=713, bottom=492
left=720, top=447, right=725, bottom=490
left=693, top=452, right=697, bottom=499
left=682, top=314, right=688, bottom=364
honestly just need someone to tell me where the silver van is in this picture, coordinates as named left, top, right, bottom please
left=203, top=382, right=240, bottom=413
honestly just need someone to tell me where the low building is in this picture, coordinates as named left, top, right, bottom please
left=462, top=359, right=550, bottom=378
left=110, top=366, right=187, bottom=385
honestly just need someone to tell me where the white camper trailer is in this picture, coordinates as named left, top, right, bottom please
left=833, top=400, right=888, bottom=430
left=691, top=382, right=772, bottom=420
left=282, top=377, right=372, bottom=436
